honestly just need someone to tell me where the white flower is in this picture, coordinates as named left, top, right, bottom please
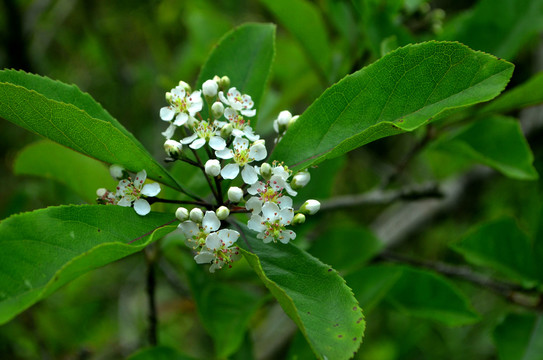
left=202, top=79, right=219, bottom=97
left=179, top=211, right=221, bottom=249
left=227, top=186, right=244, bottom=203
left=181, top=120, right=226, bottom=150
left=247, top=202, right=296, bottom=244
left=215, top=137, right=267, bottom=184
left=223, top=108, right=259, bottom=141
left=205, top=159, right=221, bottom=177
left=115, top=170, right=161, bottom=216
left=160, top=85, right=203, bottom=126
left=245, top=175, right=293, bottom=214
left=194, top=229, right=241, bottom=273
left=218, top=87, right=256, bottom=117
left=109, top=164, right=125, bottom=180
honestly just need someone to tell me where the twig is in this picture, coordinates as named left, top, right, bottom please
left=377, top=251, right=543, bottom=311
left=147, top=197, right=212, bottom=208
left=320, top=182, right=443, bottom=211
left=145, top=246, right=159, bottom=346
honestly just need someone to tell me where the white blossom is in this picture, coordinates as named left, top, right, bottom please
left=273, top=110, right=292, bottom=133
left=300, top=199, right=321, bottom=215
left=115, top=170, right=161, bottom=216
left=218, top=87, right=256, bottom=117
left=245, top=175, right=293, bottom=214
left=215, top=137, right=267, bottom=184
left=194, top=229, right=241, bottom=273
left=160, top=85, right=203, bottom=127
left=181, top=120, right=226, bottom=150
left=223, top=108, right=259, bottom=141
left=247, top=202, right=295, bottom=244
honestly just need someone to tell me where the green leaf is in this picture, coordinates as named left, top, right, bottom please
left=440, top=0, right=543, bottom=60
left=0, top=205, right=175, bottom=325
left=494, top=313, right=543, bottom=360
left=479, top=72, right=543, bottom=115
left=188, top=279, right=263, bottom=358
left=238, top=225, right=365, bottom=360
left=196, top=23, right=275, bottom=124
left=13, top=140, right=116, bottom=203
left=346, top=265, right=403, bottom=312
left=127, top=345, right=197, bottom=360
left=258, top=0, right=330, bottom=79
left=271, top=41, right=514, bottom=171
left=0, top=69, right=183, bottom=191
left=432, top=116, right=538, bottom=180
left=385, top=266, right=480, bottom=326
left=452, top=217, right=539, bottom=286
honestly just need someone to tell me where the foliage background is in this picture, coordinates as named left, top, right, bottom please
left=1, top=0, right=543, bottom=359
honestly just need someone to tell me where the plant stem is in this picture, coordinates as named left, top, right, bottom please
left=145, top=245, right=158, bottom=346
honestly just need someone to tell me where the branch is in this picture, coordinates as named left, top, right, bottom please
left=320, top=182, right=443, bottom=211
left=377, top=251, right=543, bottom=311
left=144, top=246, right=159, bottom=346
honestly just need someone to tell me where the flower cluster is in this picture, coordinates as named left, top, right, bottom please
left=96, top=75, right=320, bottom=273
left=96, top=168, right=161, bottom=216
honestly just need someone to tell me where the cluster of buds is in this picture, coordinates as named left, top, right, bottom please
left=96, top=76, right=320, bottom=273
left=96, top=166, right=161, bottom=216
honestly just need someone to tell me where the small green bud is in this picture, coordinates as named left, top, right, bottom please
left=165, top=92, right=172, bottom=103
left=109, top=164, right=128, bottom=180
left=216, top=206, right=230, bottom=220
left=260, top=162, right=272, bottom=180
left=291, top=170, right=310, bottom=189
left=299, top=200, right=321, bottom=215
left=189, top=208, right=204, bottom=223
left=220, top=123, right=233, bottom=139
left=220, top=76, right=230, bottom=91
left=212, top=102, right=225, bottom=119
left=288, top=115, right=299, bottom=128
left=227, top=186, right=243, bottom=203
left=292, top=213, right=306, bottom=225
left=175, top=207, right=189, bottom=221
left=164, top=140, right=182, bottom=158
left=178, top=80, right=191, bottom=93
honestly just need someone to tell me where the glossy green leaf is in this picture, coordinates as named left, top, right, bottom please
left=196, top=23, right=275, bottom=123
left=0, top=69, right=183, bottom=191
left=452, top=217, right=539, bottom=286
left=13, top=140, right=115, bottom=203
left=127, top=346, right=197, bottom=360
left=494, top=313, right=543, bottom=360
left=441, top=0, right=543, bottom=60
left=259, top=0, right=330, bottom=78
left=271, top=41, right=514, bottom=171
left=433, top=116, right=538, bottom=180
left=479, top=72, right=543, bottom=115
left=346, top=265, right=403, bottom=312
left=0, top=205, right=176, bottom=325
left=385, top=267, right=480, bottom=326
left=238, top=224, right=365, bottom=360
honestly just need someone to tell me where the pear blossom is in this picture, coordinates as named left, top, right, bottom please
left=247, top=202, right=296, bottom=244
left=218, top=87, right=256, bottom=117
left=115, top=170, right=161, bottom=216
left=181, top=120, right=226, bottom=150
left=215, top=137, right=267, bottom=184
left=194, top=229, right=241, bottom=273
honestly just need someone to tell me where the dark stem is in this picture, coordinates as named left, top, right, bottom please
left=145, top=246, right=158, bottom=346
left=147, top=197, right=212, bottom=208
left=127, top=218, right=177, bottom=245
left=377, top=251, right=543, bottom=311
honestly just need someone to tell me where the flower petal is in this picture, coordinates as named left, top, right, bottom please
left=173, top=112, right=188, bottom=126
left=181, top=133, right=198, bottom=144
left=194, top=251, right=215, bottom=264
left=179, top=221, right=199, bottom=238
left=205, top=232, right=221, bottom=250
left=241, top=109, right=256, bottom=117
left=161, top=123, right=176, bottom=139
left=134, top=199, right=151, bottom=216
left=215, top=149, right=233, bottom=159
left=218, top=229, right=240, bottom=247
left=209, top=136, right=226, bottom=151
left=245, top=196, right=263, bottom=214
left=249, top=143, right=267, bottom=161
left=278, top=196, right=292, bottom=209
left=247, top=215, right=266, bottom=232
left=134, top=170, right=147, bottom=187
left=279, top=208, right=294, bottom=225
left=233, top=137, right=249, bottom=151
left=160, top=107, right=175, bottom=121
left=141, top=182, right=161, bottom=197
left=221, top=163, right=240, bottom=179
left=262, top=202, right=280, bottom=221
left=190, top=138, right=206, bottom=149
left=241, top=165, right=258, bottom=185
left=202, top=211, right=221, bottom=233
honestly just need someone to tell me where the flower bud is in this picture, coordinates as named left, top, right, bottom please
left=109, top=164, right=127, bottom=180
left=211, top=102, right=225, bottom=119
left=165, top=92, right=172, bottom=103
left=260, top=162, right=272, bottom=180
left=277, top=110, right=292, bottom=126
left=175, top=207, right=189, bottom=221
left=213, top=75, right=221, bottom=84
left=205, top=159, right=221, bottom=177
left=220, top=76, right=230, bottom=91
left=178, top=80, right=191, bottom=93
left=291, top=170, right=311, bottom=189
left=292, top=213, right=306, bottom=225
left=288, top=115, right=299, bottom=128
left=216, top=206, right=230, bottom=220
left=300, top=200, right=321, bottom=215
left=203, top=79, right=219, bottom=98
left=227, top=186, right=243, bottom=203
left=96, top=188, right=107, bottom=197
left=220, top=123, right=233, bottom=138
left=189, top=208, right=204, bottom=223
left=164, top=139, right=183, bottom=158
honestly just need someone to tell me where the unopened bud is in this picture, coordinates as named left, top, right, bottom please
left=189, top=208, right=204, bottom=223
left=175, top=207, right=189, bottom=221
left=300, top=200, right=321, bottom=215
left=220, top=123, right=233, bottom=138
left=291, top=171, right=311, bottom=189
left=220, top=76, right=230, bottom=91
left=96, top=188, right=107, bottom=197
left=212, top=102, right=225, bottom=119
left=205, top=159, right=221, bottom=177
left=213, top=75, right=221, bottom=84
left=165, top=92, right=172, bottom=103
left=203, top=79, right=219, bottom=98
left=227, top=186, right=243, bottom=203
left=164, top=139, right=183, bottom=158
left=216, top=206, right=230, bottom=220
left=273, top=110, right=293, bottom=134
left=178, top=80, right=191, bottom=93
left=260, top=162, right=272, bottom=180
left=292, top=213, right=306, bottom=225
left=109, top=164, right=127, bottom=180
